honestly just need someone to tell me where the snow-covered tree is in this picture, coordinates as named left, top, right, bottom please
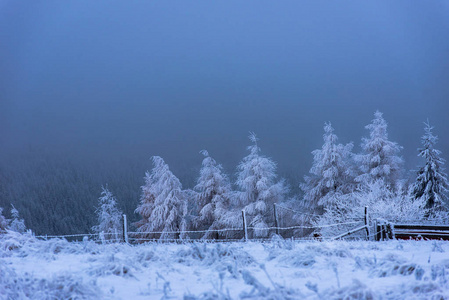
left=8, top=205, right=26, bottom=233
left=135, top=156, right=188, bottom=240
left=194, top=150, right=232, bottom=239
left=0, top=207, right=7, bottom=232
left=134, top=171, right=156, bottom=235
left=92, top=187, right=123, bottom=242
left=354, top=111, right=403, bottom=188
left=236, top=133, right=288, bottom=238
left=412, top=122, right=449, bottom=211
left=300, top=122, right=355, bottom=212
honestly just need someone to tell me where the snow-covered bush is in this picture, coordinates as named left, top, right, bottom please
left=235, top=133, right=288, bottom=238
left=92, top=186, right=123, bottom=242
left=0, top=230, right=37, bottom=254
left=135, top=156, right=188, bottom=240
left=7, top=204, right=26, bottom=233
left=315, top=180, right=427, bottom=237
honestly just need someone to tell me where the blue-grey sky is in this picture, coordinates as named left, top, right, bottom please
left=1, top=0, right=449, bottom=186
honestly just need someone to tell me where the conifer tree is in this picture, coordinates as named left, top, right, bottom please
left=134, top=171, right=156, bottom=236
left=412, top=122, right=449, bottom=211
left=135, top=156, right=188, bottom=240
left=354, top=111, right=403, bottom=188
left=236, top=133, right=288, bottom=237
left=0, top=207, right=7, bottom=232
left=194, top=150, right=232, bottom=239
left=92, top=187, right=123, bottom=241
left=300, top=122, right=355, bottom=211
left=8, top=204, right=26, bottom=233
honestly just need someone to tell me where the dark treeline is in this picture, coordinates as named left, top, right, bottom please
left=0, top=148, right=294, bottom=235
left=0, top=149, right=144, bottom=235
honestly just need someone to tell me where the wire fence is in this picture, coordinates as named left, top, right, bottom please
left=32, top=204, right=449, bottom=243
left=35, top=220, right=365, bottom=244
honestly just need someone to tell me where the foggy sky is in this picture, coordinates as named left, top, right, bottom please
left=1, top=0, right=449, bottom=187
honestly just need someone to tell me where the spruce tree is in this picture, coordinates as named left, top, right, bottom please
left=194, top=150, right=232, bottom=239
left=300, top=122, right=354, bottom=211
left=135, top=156, right=188, bottom=240
left=8, top=204, right=26, bottom=233
left=92, top=187, right=123, bottom=241
left=236, top=133, right=288, bottom=237
left=134, top=171, right=156, bottom=237
left=354, top=111, right=403, bottom=188
left=412, top=122, right=449, bottom=211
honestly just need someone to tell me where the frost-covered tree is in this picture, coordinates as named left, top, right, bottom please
left=194, top=150, right=232, bottom=239
left=300, top=122, right=355, bottom=211
left=92, top=187, right=123, bottom=241
left=8, top=205, right=26, bottom=233
left=134, top=171, right=155, bottom=235
left=236, top=133, right=288, bottom=238
left=0, top=207, right=7, bottom=232
left=354, top=111, right=403, bottom=188
left=135, top=156, right=188, bottom=240
left=412, top=122, right=449, bottom=211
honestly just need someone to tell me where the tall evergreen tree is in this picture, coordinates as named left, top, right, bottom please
left=135, top=156, right=188, bottom=240
left=194, top=150, right=232, bottom=239
left=412, top=122, right=449, bottom=210
left=354, top=111, right=403, bottom=188
left=236, top=133, right=288, bottom=237
left=8, top=204, right=26, bottom=233
left=92, top=187, right=123, bottom=241
left=300, top=122, right=355, bottom=211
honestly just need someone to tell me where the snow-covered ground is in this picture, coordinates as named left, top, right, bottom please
left=1, top=231, right=449, bottom=299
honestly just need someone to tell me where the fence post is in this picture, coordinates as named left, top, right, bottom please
left=242, top=210, right=248, bottom=242
left=364, top=206, right=370, bottom=240
left=122, top=214, right=129, bottom=244
left=374, top=219, right=378, bottom=241
left=100, top=231, right=105, bottom=244
left=274, top=204, right=279, bottom=236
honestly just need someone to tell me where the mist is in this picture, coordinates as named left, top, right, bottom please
left=1, top=0, right=449, bottom=234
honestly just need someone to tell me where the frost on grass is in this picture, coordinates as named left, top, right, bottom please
left=0, top=262, right=102, bottom=300
left=176, top=243, right=254, bottom=266
left=320, top=279, right=375, bottom=300
left=2, top=233, right=449, bottom=299
left=368, top=253, right=418, bottom=278
left=239, top=265, right=302, bottom=299
left=175, top=242, right=255, bottom=279
left=87, top=253, right=136, bottom=278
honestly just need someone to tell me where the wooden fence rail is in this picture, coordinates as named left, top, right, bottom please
left=392, top=224, right=449, bottom=241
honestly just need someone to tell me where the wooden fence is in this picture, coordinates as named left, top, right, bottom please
left=373, top=220, right=449, bottom=241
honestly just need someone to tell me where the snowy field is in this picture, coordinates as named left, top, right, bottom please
left=1, top=232, right=449, bottom=299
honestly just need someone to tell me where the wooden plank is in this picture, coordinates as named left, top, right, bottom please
left=394, top=230, right=449, bottom=235
left=395, top=233, right=449, bottom=240
left=394, top=224, right=449, bottom=231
